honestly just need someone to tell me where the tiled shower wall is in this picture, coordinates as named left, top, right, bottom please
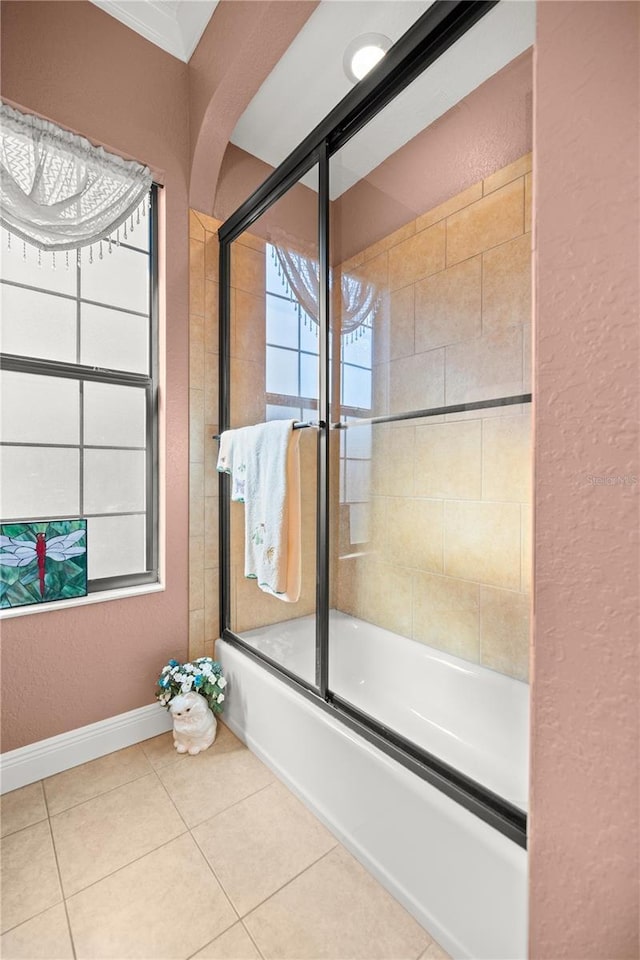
left=335, top=153, right=532, bottom=681
left=188, top=213, right=317, bottom=658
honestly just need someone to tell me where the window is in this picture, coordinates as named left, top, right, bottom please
left=0, top=188, right=158, bottom=597
left=265, top=244, right=320, bottom=424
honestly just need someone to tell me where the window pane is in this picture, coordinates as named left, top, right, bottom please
left=266, top=249, right=287, bottom=295
left=87, top=513, right=146, bottom=579
left=81, top=303, right=148, bottom=374
left=344, top=422, right=372, bottom=460
left=266, top=346, right=298, bottom=396
left=342, top=364, right=372, bottom=409
left=0, top=284, right=77, bottom=362
left=0, top=228, right=76, bottom=295
left=84, top=383, right=146, bottom=447
left=342, top=326, right=372, bottom=367
left=84, top=449, right=145, bottom=514
left=266, top=404, right=301, bottom=422
left=0, top=446, right=79, bottom=518
left=0, top=371, right=79, bottom=444
left=300, top=352, right=318, bottom=399
left=266, top=295, right=299, bottom=348
left=81, top=246, right=149, bottom=315
left=300, top=316, right=319, bottom=354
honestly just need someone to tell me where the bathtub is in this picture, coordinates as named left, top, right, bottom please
left=217, top=611, right=528, bottom=960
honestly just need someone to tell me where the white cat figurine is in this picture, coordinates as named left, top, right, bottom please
left=169, top=692, right=217, bottom=755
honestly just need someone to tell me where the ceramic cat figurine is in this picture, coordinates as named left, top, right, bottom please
left=169, top=691, right=217, bottom=755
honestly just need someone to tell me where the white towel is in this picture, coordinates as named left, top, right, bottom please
left=217, top=420, right=301, bottom=602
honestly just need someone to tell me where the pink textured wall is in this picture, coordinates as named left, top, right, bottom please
left=189, top=0, right=318, bottom=213
left=0, top=0, right=191, bottom=751
left=530, top=3, right=639, bottom=958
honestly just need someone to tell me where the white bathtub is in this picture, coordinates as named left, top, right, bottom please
left=217, top=611, right=528, bottom=960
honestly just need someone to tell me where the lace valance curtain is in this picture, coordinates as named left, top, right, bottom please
left=0, top=103, right=152, bottom=253
left=272, top=244, right=381, bottom=341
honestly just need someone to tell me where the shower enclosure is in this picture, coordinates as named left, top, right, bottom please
left=217, top=0, right=532, bottom=859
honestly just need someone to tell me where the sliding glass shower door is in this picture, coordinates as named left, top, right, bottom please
left=224, top=167, right=320, bottom=690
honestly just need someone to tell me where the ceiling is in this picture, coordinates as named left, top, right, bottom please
left=89, top=0, right=218, bottom=62
left=89, top=0, right=535, bottom=198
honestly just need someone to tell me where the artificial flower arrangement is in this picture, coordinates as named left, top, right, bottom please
left=155, top=657, right=227, bottom=714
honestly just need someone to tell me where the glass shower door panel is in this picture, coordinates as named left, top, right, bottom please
left=227, top=166, right=319, bottom=688
left=328, top=9, right=533, bottom=812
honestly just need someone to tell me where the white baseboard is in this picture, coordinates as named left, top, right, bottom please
left=0, top=703, right=173, bottom=795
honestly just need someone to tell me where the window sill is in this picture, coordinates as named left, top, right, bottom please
left=0, top=581, right=165, bottom=620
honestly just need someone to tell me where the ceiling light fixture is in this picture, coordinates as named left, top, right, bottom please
left=343, top=33, right=392, bottom=84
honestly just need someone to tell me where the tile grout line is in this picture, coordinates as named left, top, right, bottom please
left=44, top=761, right=156, bottom=819
left=240, top=917, right=267, bottom=960
left=240, top=841, right=341, bottom=923
left=41, top=781, right=78, bottom=960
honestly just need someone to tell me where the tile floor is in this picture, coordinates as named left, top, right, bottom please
left=0, top=723, right=451, bottom=960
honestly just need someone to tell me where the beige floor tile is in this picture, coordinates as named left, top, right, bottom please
left=141, top=723, right=245, bottom=772
left=419, top=941, right=451, bottom=960
left=0, top=903, right=73, bottom=959
left=193, top=781, right=337, bottom=916
left=0, top=821, right=62, bottom=934
left=0, top=781, right=47, bottom=838
left=51, top=772, right=185, bottom=896
left=192, top=921, right=262, bottom=959
left=244, top=845, right=429, bottom=960
left=44, top=744, right=154, bottom=817
left=66, top=833, right=237, bottom=960
left=157, top=740, right=274, bottom=829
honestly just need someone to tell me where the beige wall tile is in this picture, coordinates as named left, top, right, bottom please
left=0, top=821, right=62, bottom=933
left=416, top=182, right=483, bottom=232
left=482, top=233, right=531, bottom=332
left=237, top=231, right=265, bottom=254
left=445, top=326, right=523, bottom=405
left=483, top=153, right=532, bottom=195
left=205, top=496, right=219, bottom=570
left=44, top=746, right=152, bottom=817
left=371, top=425, right=415, bottom=497
left=389, top=348, right=444, bottom=415
left=190, top=210, right=205, bottom=242
left=372, top=294, right=391, bottom=366
left=197, top=212, right=222, bottom=234
left=387, top=498, right=443, bottom=573
left=190, top=388, right=205, bottom=464
left=190, top=238, right=205, bottom=315
left=351, top=250, right=389, bottom=295
left=521, top=504, right=532, bottom=593
left=389, top=285, right=415, bottom=360
left=412, top=572, right=480, bottom=663
left=444, top=500, right=521, bottom=590
left=231, top=243, right=265, bottom=298
left=190, top=536, right=205, bottom=611
left=480, top=586, right=530, bottom=681
left=189, top=609, right=205, bottom=660
left=205, top=230, right=219, bottom=282
left=66, top=834, right=236, bottom=960
left=191, top=340, right=205, bottom=392
left=204, top=639, right=216, bottom=658
left=230, top=358, right=265, bottom=428
left=234, top=290, right=265, bottom=364
left=482, top=414, right=532, bottom=502
left=205, top=568, right=220, bottom=643
left=523, top=322, right=532, bottom=392
left=360, top=220, right=416, bottom=263
left=190, top=463, right=205, bottom=537
left=0, top=782, right=47, bottom=839
left=414, top=420, right=482, bottom=500
left=0, top=903, right=73, bottom=960
left=361, top=559, right=413, bottom=638
left=524, top=171, right=532, bottom=233
left=205, top=281, right=219, bottom=355
left=204, top=353, right=219, bottom=424
left=388, top=221, right=446, bottom=290
left=205, top=424, right=220, bottom=498
left=415, top=256, right=481, bottom=352
left=446, top=179, right=524, bottom=266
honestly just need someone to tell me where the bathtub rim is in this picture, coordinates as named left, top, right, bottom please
left=220, top=624, right=527, bottom=848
